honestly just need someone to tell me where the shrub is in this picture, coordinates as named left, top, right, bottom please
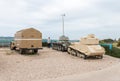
left=42, top=42, right=48, bottom=47
left=103, top=46, right=120, bottom=58
left=117, top=41, right=120, bottom=47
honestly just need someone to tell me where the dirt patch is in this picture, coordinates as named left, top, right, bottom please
left=0, top=47, right=119, bottom=81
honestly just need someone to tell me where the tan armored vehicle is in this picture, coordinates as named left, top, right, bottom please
left=10, top=28, right=42, bottom=54
left=67, top=34, right=105, bottom=59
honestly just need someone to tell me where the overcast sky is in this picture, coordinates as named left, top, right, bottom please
left=0, top=0, right=120, bottom=40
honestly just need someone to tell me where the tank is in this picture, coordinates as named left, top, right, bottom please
left=10, top=28, right=42, bottom=54
left=52, top=35, right=70, bottom=51
left=67, top=34, right=105, bottom=59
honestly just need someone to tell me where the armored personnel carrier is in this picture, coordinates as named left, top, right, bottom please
left=67, top=34, right=105, bottom=59
left=52, top=35, right=70, bottom=51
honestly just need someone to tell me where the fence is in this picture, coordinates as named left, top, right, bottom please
left=0, top=37, right=13, bottom=47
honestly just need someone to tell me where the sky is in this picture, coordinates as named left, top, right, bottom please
left=0, top=0, right=120, bottom=40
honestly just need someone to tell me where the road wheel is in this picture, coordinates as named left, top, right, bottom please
left=20, top=49, right=24, bottom=54
left=59, top=46, right=62, bottom=51
left=61, top=46, right=65, bottom=52
left=99, top=55, right=103, bottom=59
left=61, top=46, right=63, bottom=52
left=72, top=50, right=77, bottom=56
left=74, top=51, right=77, bottom=56
left=57, top=46, right=59, bottom=51
left=67, top=47, right=71, bottom=54
left=84, top=55, right=87, bottom=59
left=76, top=51, right=81, bottom=57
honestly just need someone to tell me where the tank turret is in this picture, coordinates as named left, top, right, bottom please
left=59, top=35, right=69, bottom=41
left=80, top=34, right=99, bottom=45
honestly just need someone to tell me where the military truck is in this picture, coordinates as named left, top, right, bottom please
left=67, top=34, right=105, bottom=59
left=10, top=28, right=42, bottom=54
left=52, top=35, right=70, bottom=51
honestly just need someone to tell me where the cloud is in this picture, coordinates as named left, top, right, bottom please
left=0, top=0, right=119, bottom=39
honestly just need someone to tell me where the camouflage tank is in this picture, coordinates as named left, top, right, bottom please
left=52, top=35, right=70, bottom=52
left=67, top=34, right=105, bottom=59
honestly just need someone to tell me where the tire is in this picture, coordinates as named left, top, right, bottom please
left=34, top=49, right=38, bottom=54
left=10, top=46, right=16, bottom=50
left=13, top=47, right=16, bottom=50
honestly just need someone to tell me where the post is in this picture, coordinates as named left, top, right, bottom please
left=61, top=14, right=65, bottom=36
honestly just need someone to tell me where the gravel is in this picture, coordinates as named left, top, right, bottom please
left=0, top=47, right=120, bottom=81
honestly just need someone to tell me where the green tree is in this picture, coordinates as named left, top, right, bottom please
left=101, top=39, right=114, bottom=43
left=118, top=38, right=120, bottom=41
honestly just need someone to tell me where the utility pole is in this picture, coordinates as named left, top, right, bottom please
left=61, top=14, right=65, bottom=36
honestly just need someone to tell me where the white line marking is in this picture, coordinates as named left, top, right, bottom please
left=15, top=39, right=42, bottom=40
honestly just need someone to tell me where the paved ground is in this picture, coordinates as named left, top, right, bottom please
left=0, top=47, right=120, bottom=81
